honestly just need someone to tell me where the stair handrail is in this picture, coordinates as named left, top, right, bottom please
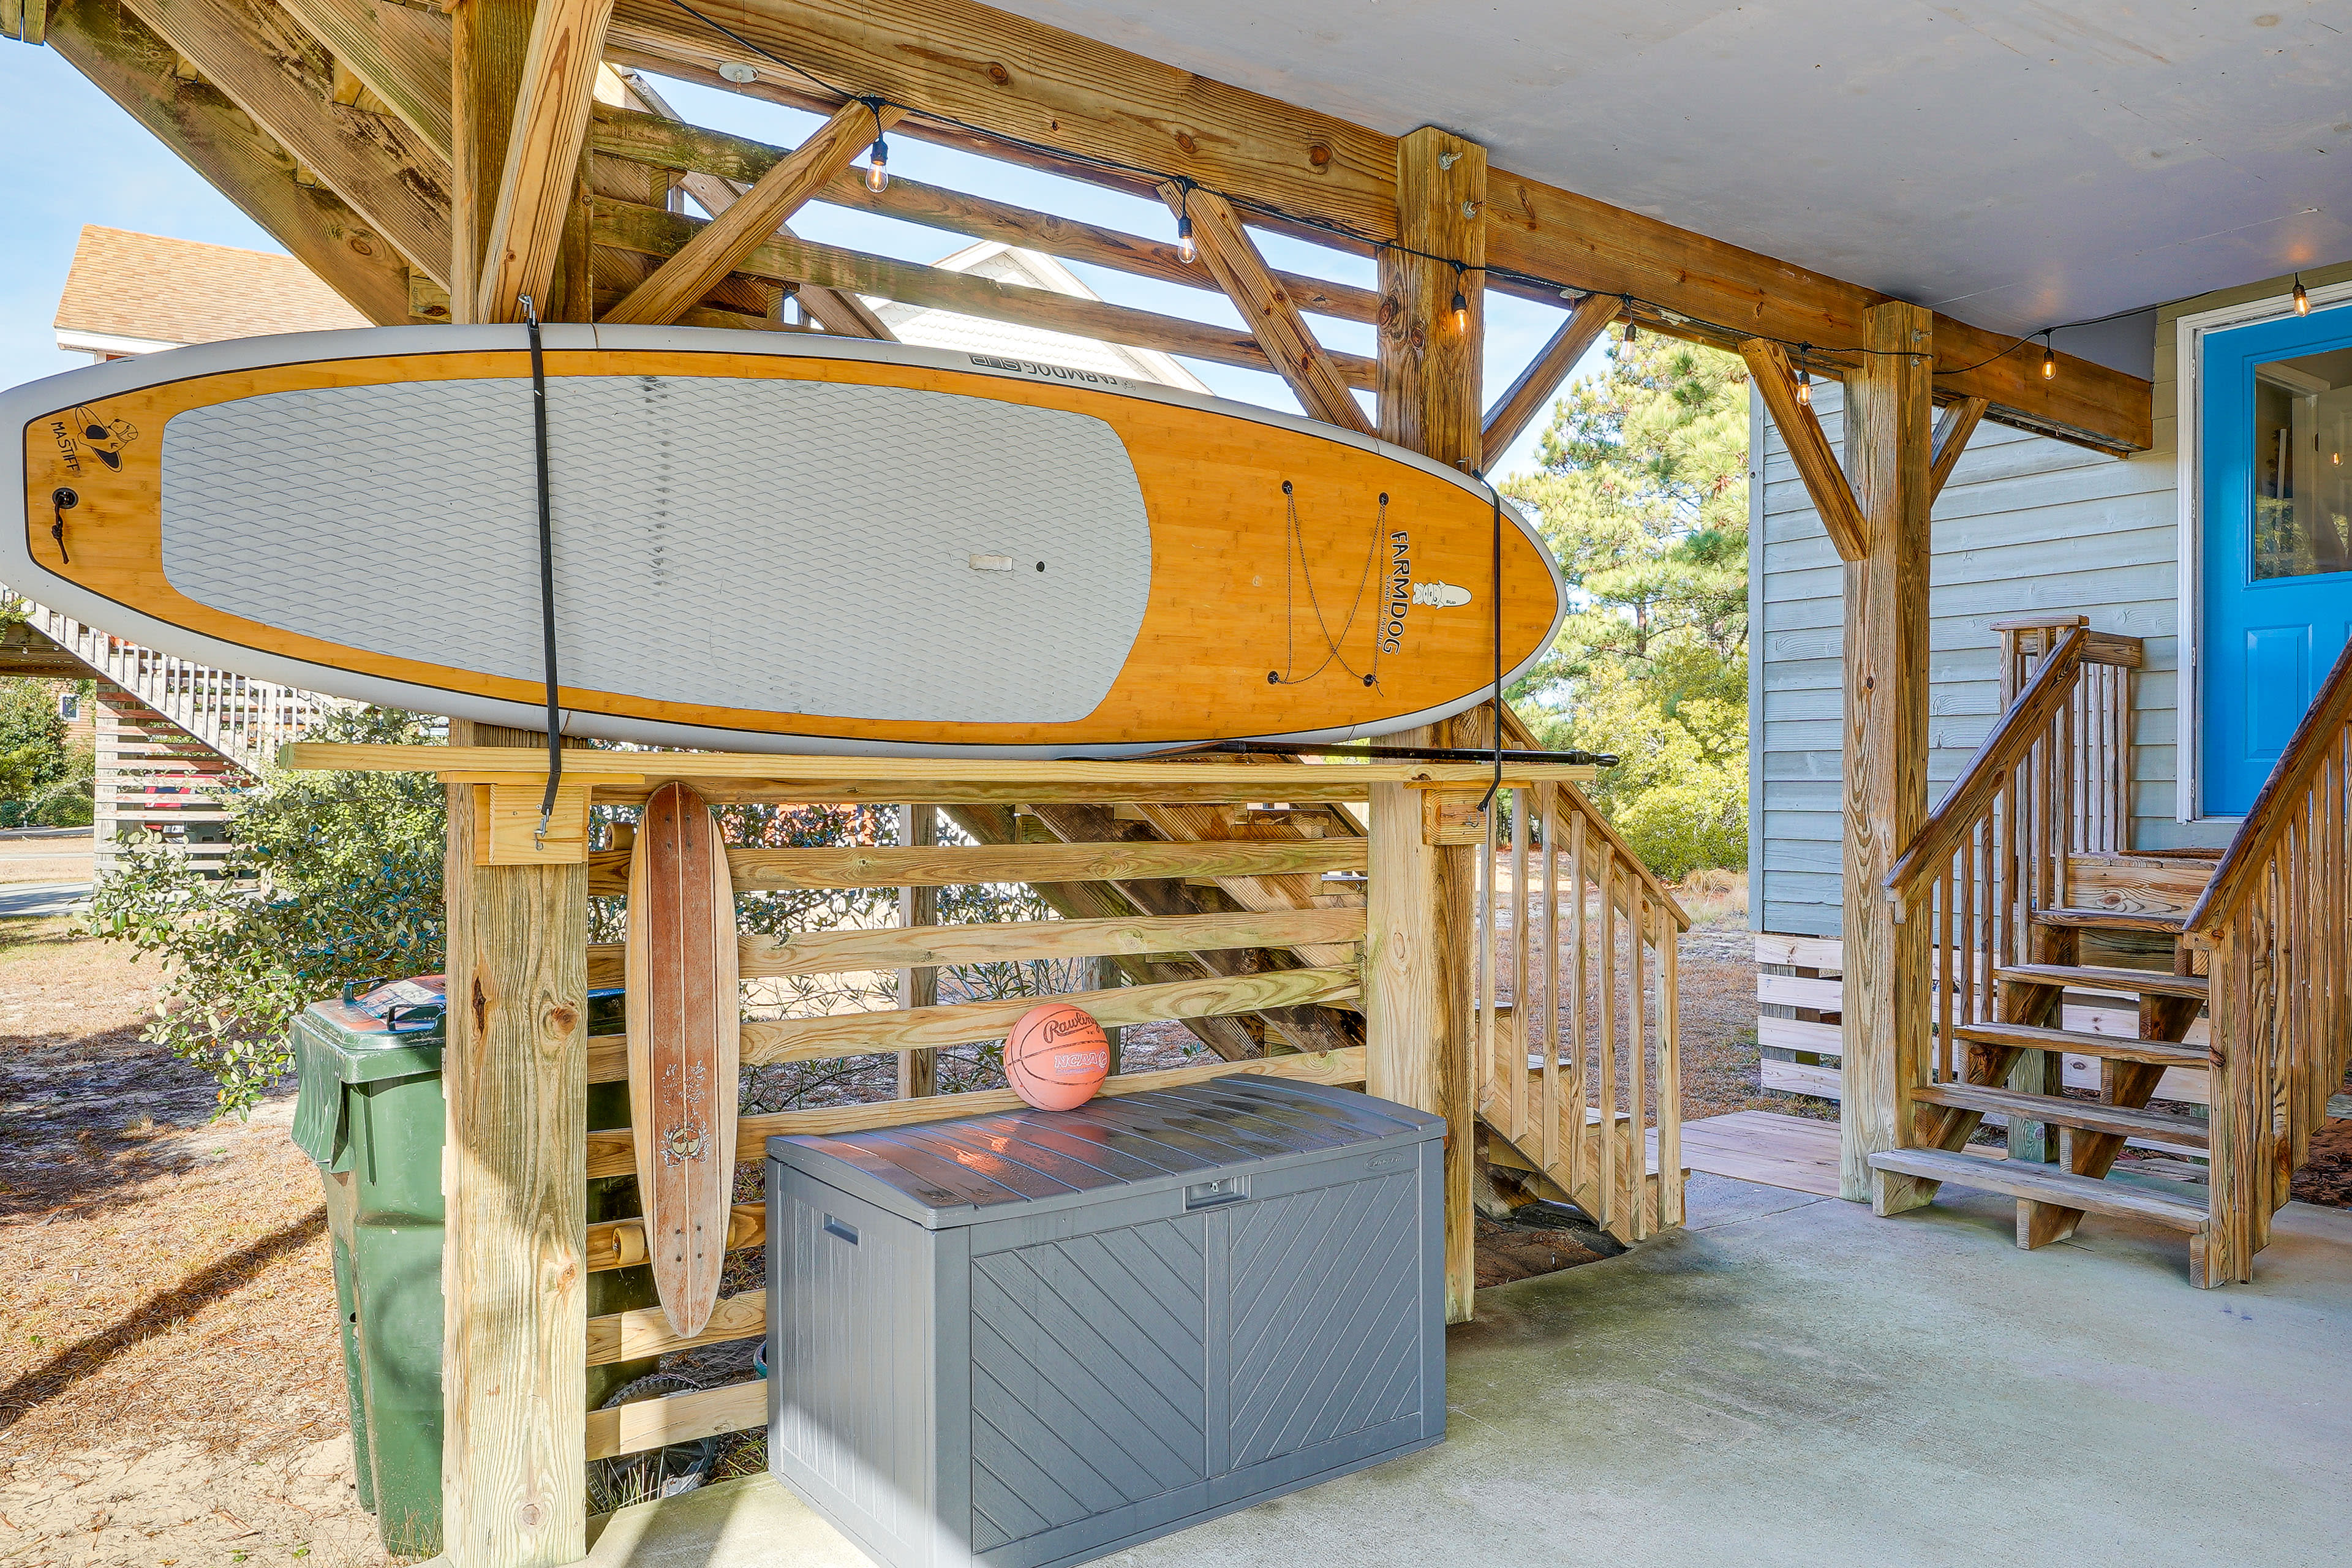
left=2182, top=635, right=2352, bottom=945
left=1494, top=700, right=1690, bottom=932
left=1884, top=624, right=2085, bottom=909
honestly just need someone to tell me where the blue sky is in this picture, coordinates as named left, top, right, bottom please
left=0, top=45, right=1604, bottom=478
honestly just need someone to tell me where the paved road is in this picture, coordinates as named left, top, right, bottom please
left=0, top=881, right=95, bottom=918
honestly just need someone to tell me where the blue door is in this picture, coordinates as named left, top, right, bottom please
left=2201, top=303, right=2352, bottom=817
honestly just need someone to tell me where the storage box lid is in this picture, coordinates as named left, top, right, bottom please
left=767, top=1077, right=1440, bottom=1229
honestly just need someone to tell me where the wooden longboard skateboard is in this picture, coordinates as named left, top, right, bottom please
left=625, top=782, right=741, bottom=1338
left=4, top=325, right=1564, bottom=756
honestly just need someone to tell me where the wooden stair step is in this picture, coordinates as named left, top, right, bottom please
left=1913, top=1082, right=2209, bottom=1150
left=1992, top=963, right=2208, bottom=1000
left=1868, top=1147, right=2209, bottom=1232
left=2031, top=907, right=2185, bottom=934
left=1952, top=1020, right=2210, bottom=1068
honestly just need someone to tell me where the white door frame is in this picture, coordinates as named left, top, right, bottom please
left=2171, top=275, right=2352, bottom=824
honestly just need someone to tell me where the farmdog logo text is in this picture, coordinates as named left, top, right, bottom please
left=48, top=406, right=139, bottom=477
left=970, top=355, right=1126, bottom=388
left=1381, top=531, right=1411, bottom=652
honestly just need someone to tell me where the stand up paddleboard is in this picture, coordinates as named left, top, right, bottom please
left=625, top=782, right=739, bottom=1340
left=4, top=326, right=1564, bottom=757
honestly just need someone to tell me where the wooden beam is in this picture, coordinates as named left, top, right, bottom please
left=440, top=720, right=589, bottom=1566
left=601, top=97, right=895, bottom=325
left=601, top=0, right=2149, bottom=453
left=44, top=0, right=412, bottom=323
left=273, top=0, right=451, bottom=160
left=746, top=905, right=1364, bottom=976
left=1742, top=338, right=1868, bottom=562
left=3, top=0, right=51, bottom=42
left=1841, top=303, right=1936, bottom=1213
left=116, top=0, right=451, bottom=284
left=605, top=75, right=893, bottom=339
left=1929, top=394, right=1990, bottom=503
left=724, top=836, right=1365, bottom=891
left=589, top=104, right=1378, bottom=324
left=1379, top=126, right=1484, bottom=466
left=897, top=801, right=937, bottom=1099
left=473, top=0, right=611, bottom=322
left=1161, top=182, right=1370, bottom=431
left=591, top=198, right=1380, bottom=386
left=1480, top=291, right=1618, bottom=467
left=1372, top=126, right=1483, bottom=1326
left=451, top=0, right=533, bottom=322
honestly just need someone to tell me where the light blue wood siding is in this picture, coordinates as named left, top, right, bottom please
left=1749, top=378, right=2217, bottom=940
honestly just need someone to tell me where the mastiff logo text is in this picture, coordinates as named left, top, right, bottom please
left=1381, top=531, right=1412, bottom=653
left=48, top=405, right=140, bottom=477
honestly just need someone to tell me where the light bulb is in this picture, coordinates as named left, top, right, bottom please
left=1796, top=364, right=1812, bottom=408
left=864, top=137, right=889, bottom=193
left=2041, top=339, right=2056, bottom=380
left=1451, top=288, right=1468, bottom=333
left=1177, top=213, right=1196, bottom=265
left=1622, top=319, right=1637, bottom=344
left=2293, top=274, right=2311, bottom=315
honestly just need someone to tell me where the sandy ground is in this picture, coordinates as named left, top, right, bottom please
left=0, top=918, right=378, bottom=1568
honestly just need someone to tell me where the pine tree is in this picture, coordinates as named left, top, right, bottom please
left=1504, top=330, right=1749, bottom=878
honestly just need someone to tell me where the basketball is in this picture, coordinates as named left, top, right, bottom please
left=1005, top=1001, right=1111, bottom=1111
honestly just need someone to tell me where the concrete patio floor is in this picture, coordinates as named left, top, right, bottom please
left=580, top=1172, right=2352, bottom=1568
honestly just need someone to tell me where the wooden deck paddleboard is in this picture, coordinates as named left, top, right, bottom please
left=4, top=326, right=1564, bottom=756
left=625, top=782, right=739, bottom=1340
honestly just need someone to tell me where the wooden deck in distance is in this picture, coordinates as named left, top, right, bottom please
left=1678, top=1111, right=2005, bottom=1198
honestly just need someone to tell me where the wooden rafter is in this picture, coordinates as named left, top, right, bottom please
left=599, top=0, right=2149, bottom=453
left=2, top=0, right=51, bottom=42
left=475, top=0, right=612, bottom=322
left=601, top=97, right=897, bottom=326
left=44, top=0, right=413, bottom=322
left=593, top=198, right=1379, bottom=386
left=1929, top=395, right=1990, bottom=502
left=610, top=70, right=891, bottom=338
left=1480, top=290, right=1619, bottom=466
left=589, top=104, right=1381, bottom=324
left=271, top=0, right=451, bottom=160
left=116, top=0, right=451, bottom=285
left=1164, top=183, right=1370, bottom=432
left=1742, top=337, right=1867, bottom=562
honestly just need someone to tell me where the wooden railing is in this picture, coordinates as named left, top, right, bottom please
left=2182, top=636, right=2352, bottom=1284
left=1471, top=780, right=1689, bottom=1243
left=1994, top=615, right=2139, bottom=856
left=1886, top=624, right=2097, bottom=1083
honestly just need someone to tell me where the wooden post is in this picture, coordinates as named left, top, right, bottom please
left=450, top=0, right=536, bottom=322
left=441, top=720, right=589, bottom=1567
left=1841, top=301, right=1937, bottom=1211
left=1370, top=125, right=1484, bottom=1323
left=898, top=802, right=938, bottom=1099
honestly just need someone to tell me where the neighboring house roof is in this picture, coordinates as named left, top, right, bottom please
left=53, top=225, right=366, bottom=360
left=875, top=241, right=1211, bottom=394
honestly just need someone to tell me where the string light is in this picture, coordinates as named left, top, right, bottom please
left=864, top=99, right=889, bottom=193
left=1175, top=181, right=1197, bottom=265
left=1796, top=345, right=1812, bottom=408
left=2293, top=274, right=2311, bottom=315
left=2041, top=331, right=2056, bottom=381
left=1451, top=264, right=1468, bottom=333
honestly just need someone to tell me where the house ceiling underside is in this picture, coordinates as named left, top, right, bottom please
left=997, top=1, right=2351, bottom=374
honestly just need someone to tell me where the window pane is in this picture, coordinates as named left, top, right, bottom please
left=2253, top=348, right=2352, bottom=580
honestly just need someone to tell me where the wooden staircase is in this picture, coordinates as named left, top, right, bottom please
left=1875, top=623, right=2352, bottom=1285
left=0, top=590, right=334, bottom=869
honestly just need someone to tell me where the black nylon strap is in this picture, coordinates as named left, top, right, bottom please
left=521, top=298, right=562, bottom=842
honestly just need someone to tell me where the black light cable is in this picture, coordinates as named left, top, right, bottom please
left=520, top=295, right=564, bottom=848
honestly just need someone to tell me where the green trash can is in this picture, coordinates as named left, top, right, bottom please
left=292, top=976, right=654, bottom=1559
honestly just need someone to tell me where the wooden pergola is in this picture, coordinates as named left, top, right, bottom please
left=4, top=0, right=2163, bottom=1562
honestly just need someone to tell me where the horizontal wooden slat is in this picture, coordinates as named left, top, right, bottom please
left=1754, top=932, right=1845, bottom=971
left=587, top=1202, right=761, bottom=1273
left=743, top=907, right=1365, bottom=975
left=592, top=197, right=1381, bottom=388
left=586, top=1289, right=767, bottom=1366
left=584, top=1379, right=767, bottom=1461
left=585, top=1047, right=1365, bottom=1177
left=1756, top=973, right=1841, bottom=1011
left=741, top=964, right=1360, bottom=1066
left=728, top=839, right=1368, bottom=891
left=2064, top=854, right=2215, bottom=916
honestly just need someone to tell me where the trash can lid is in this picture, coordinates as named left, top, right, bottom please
left=298, top=978, right=627, bottom=1085
left=767, top=1077, right=1440, bottom=1230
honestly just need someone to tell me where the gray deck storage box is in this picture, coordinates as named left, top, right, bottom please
left=766, top=1076, right=1445, bottom=1568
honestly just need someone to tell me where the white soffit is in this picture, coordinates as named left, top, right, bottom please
left=996, top=1, right=2351, bottom=367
